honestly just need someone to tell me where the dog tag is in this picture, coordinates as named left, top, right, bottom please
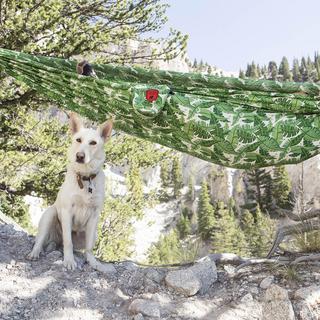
left=88, top=179, right=93, bottom=193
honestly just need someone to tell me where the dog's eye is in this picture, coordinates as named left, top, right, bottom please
left=76, top=138, right=82, bottom=143
left=89, top=141, right=97, bottom=146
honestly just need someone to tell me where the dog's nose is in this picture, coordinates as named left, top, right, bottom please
left=76, top=152, right=85, bottom=163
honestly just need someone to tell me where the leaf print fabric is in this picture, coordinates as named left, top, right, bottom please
left=1, top=48, right=320, bottom=169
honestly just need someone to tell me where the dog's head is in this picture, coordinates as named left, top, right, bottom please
left=68, top=113, right=113, bottom=171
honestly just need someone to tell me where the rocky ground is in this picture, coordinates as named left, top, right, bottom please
left=1, top=222, right=320, bottom=320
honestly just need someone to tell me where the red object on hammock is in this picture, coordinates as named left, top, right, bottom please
left=145, top=89, right=159, bottom=102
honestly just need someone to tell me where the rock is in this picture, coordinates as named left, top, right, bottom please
left=46, top=250, right=62, bottom=260
left=294, top=285, right=320, bottom=320
left=260, top=276, right=274, bottom=289
left=165, top=268, right=201, bottom=296
left=94, top=262, right=117, bottom=274
left=294, top=285, right=320, bottom=305
left=190, top=257, right=218, bottom=294
left=10, top=259, right=16, bottom=266
left=165, top=257, right=217, bottom=296
left=174, top=298, right=218, bottom=319
left=145, top=268, right=165, bottom=284
left=133, top=313, right=144, bottom=320
left=262, top=285, right=295, bottom=320
left=249, top=286, right=259, bottom=295
left=150, top=292, right=171, bottom=304
left=128, top=299, right=161, bottom=318
left=240, top=293, right=253, bottom=303
left=217, top=297, right=262, bottom=320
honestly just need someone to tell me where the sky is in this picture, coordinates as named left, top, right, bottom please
left=158, top=0, right=320, bottom=72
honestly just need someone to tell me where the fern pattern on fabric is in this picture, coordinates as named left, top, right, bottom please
left=1, top=48, right=320, bottom=169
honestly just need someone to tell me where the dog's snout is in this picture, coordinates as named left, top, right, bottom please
left=76, top=152, right=85, bottom=163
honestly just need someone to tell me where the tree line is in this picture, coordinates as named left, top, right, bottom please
left=239, top=53, right=320, bottom=82
left=148, top=166, right=291, bottom=264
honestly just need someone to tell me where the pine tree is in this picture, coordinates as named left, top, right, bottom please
left=272, top=166, right=291, bottom=208
left=245, top=64, right=252, bottom=77
left=300, top=57, right=309, bottom=81
left=279, top=56, right=292, bottom=81
left=292, top=58, right=302, bottom=82
left=172, top=156, right=183, bottom=198
left=160, top=159, right=171, bottom=189
left=197, top=180, right=215, bottom=240
left=241, top=207, right=274, bottom=257
left=187, top=175, right=195, bottom=202
left=249, top=62, right=259, bottom=78
left=212, top=201, right=248, bottom=256
left=315, top=52, right=320, bottom=81
left=261, top=65, right=268, bottom=79
left=126, top=165, right=144, bottom=216
left=177, top=214, right=191, bottom=238
left=244, top=169, right=273, bottom=213
left=239, top=69, right=245, bottom=79
left=199, top=59, right=204, bottom=71
left=268, top=61, right=278, bottom=80
left=148, top=230, right=181, bottom=264
left=193, top=58, right=198, bottom=69
left=257, top=64, right=261, bottom=78
left=254, top=207, right=275, bottom=256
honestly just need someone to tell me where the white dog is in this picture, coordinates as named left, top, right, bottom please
left=28, top=113, right=113, bottom=270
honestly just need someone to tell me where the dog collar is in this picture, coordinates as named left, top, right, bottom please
left=76, top=173, right=97, bottom=193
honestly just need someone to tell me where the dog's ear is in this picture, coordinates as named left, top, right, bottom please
left=69, top=112, right=83, bottom=135
left=99, top=120, right=113, bottom=142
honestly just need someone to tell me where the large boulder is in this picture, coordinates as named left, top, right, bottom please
left=262, top=284, right=295, bottom=320
left=165, top=257, right=217, bottom=296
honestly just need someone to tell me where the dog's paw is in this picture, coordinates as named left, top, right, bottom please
left=26, top=249, right=40, bottom=261
left=63, top=257, right=77, bottom=270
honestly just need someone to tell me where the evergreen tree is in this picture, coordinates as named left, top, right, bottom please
left=279, top=56, right=292, bottom=81
left=239, top=69, right=245, bottom=79
left=315, top=52, right=320, bottom=81
left=95, top=197, right=135, bottom=261
left=268, top=61, right=278, bottom=80
left=187, top=175, right=195, bottom=202
left=199, top=59, right=204, bottom=71
left=249, top=62, right=259, bottom=78
left=272, top=166, right=291, bottom=208
left=257, top=64, right=261, bottom=78
left=193, top=58, right=198, bottom=69
left=197, top=180, right=215, bottom=240
left=300, top=57, right=310, bottom=81
left=245, top=64, right=252, bottom=77
left=208, top=65, right=213, bottom=75
left=292, top=58, right=302, bottom=82
left=160, top=159, right=171, bottom=189
left=172, top=156, right=183, bottom=198
left=177, top=214, right=191, bottom=239
left=126, top=165, right=144, bottom=216
left=148, top=230, right=181, bottom=264
left=260, top=65, right=268, bottom=79
left=211, top=201, right=248, bottom=256
left=244, top=169, right=273, bottom=213
left=241, top=207, right=274, bottom=257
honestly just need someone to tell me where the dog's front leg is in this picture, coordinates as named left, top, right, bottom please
left=85, top=214, right=100, bottom=269
left=60, top=209, right=77, bottom=270
left=84, top=213, right=114, bottom=273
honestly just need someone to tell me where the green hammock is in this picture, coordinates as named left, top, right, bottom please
left=1, top=48, right=320, bottom=169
